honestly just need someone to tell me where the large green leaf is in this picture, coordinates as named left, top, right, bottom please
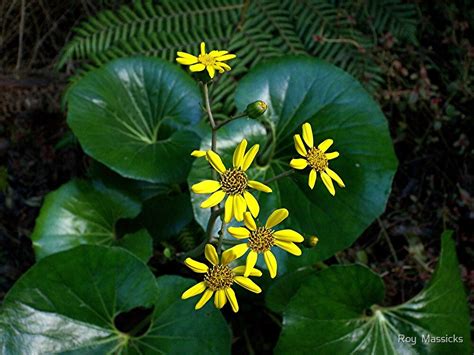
left=189, top=56, right=397, bottom=266
left=31, top=180, right=141, bottom=260
left=0, top=246, right=231, bottom=354
left=67, top=57, right=201, bottom=183
left=274, top=232, right=471, bottom=354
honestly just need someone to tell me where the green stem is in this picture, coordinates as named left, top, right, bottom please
left=216, top=219, right=227, bottom=254
left=214, top=112, right=248, bottom=130
left=263, top=169, right=295, bottom=185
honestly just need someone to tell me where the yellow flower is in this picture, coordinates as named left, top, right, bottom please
left=289, top=122, right=345, bottom=196
left=176, top=42, right=236, bottom=79
left=181, top=244, right=262, bottom=312
left=191, top=139, right=272, bottom=223
left=225, top=209, right=303, bottom=279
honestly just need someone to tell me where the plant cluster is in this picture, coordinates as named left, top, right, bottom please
left=0, top=35, right=471, bottom=354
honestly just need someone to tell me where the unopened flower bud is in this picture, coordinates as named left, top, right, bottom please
left=245, top=100, right=267, bottom=118
left=305, top=235, right=319, bottom=248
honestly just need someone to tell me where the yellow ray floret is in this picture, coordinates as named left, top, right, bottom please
left=289, top=122, right=345, bottom=196
left=176, top=41, right=236, bottom=79
left=226, top=209, right=304, bottom=279
left=191, top=139, right=272, bottom=223
left=181, top=244, right=262, bottom=312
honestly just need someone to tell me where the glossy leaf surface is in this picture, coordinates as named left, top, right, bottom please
left=189, top=57, right=397, bottom=266
left=31, top=180, right=141, bottom=260
left=67, top=57, right=201, bottom=183
left=0, top=246, right=231, bottom=354
left=274, top=232, right=471, bottom=354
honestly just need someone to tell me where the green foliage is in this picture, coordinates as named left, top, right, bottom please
left=0, top=246, right=231, bottom=353
left=189, top=57, right=398, bottom=267
left=57, top=0, right=419, bottom=109
left=271, top=232, right=472, bottom=354
left=30, top=179, right=141, bottom=260
left=67, top=57, right=202, bottom=183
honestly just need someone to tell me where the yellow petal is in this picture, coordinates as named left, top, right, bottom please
left=209, top=50, right=228, bottom=57
left=293, top=134, right=307, bottom=156
left=263, top=250, right=277, bottom=278
left=318, top=139, right=333, bottom=153
left=191, top=150, right=207, bottom=158
left=274, top=240, right=302, bottom=256
left=184, top=258, right=209, bottom=273
left=192, top=180, right=221, bottom=194
left=206, top=150, right=226, bottom=174
left=214, top=289, right=227, bottom=309
left=227, top=227, right=251, bottom=239
left=200, top=42, right=206, bottom=56
left=221, top=243, right=249, bottom=265
left=244, top=192, right=259, bottom=217
left=216, top=62, right=231, bottom=71
left=189, top=63, right=205, bottom=72
left=325, top=167, right=345, bottom=187
left=215, top=64, right=225, bottom=74
left=232, top=266, right=262, bottom=277
left=177, top=51, right=197, bottom=59
left=244, top=250, right=258, bottom=277
left=181, top=281, right=207, bottom=299
left=176, top=57, right=198, bottom=65
left=206, top=65, right=215, bottom=78
left=325, top=151, right=339, bottom=160
left=265, top=208, right=289, bottom=228
left=243, top=211, right=257, bottom=231
left=200, top=190, right=226, bottom=208
left=225, top=288, right=239, bottom=312
left=308, top=169, right=317, bottom=189
left=302, top=122, right=314, bottom=147
left=216, top=54, right=237, bottom=61
left=234, top=276, right=262, bottom=293
left=320, top=171, right=335, bottom=196
left=224, top=195, right=234, bottom=223
left=195, top=289, right=213, bottom=310
left=274, top=229, right=304, bottom=243
left=242, top=144, right=259, bottom=171
left=233, top=139, right=248, bottom=168
left=290, top=158, right=308, bottom=170
left=204, top=244, right=219, bottom=265
left=248, top=180, right=272, bottom=193
left=233, top=194, right=246, bottom=221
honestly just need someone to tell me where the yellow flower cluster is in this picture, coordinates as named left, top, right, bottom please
left=177, top=45, right=344, bottom=313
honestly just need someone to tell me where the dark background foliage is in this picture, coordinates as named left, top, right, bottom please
left=0, top=0, right=472, bottom=352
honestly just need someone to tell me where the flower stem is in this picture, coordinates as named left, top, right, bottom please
left=263, top=169, right=295, bottom=184
left=203, top=83, right=217, bottom=151
left=214, top=112, right=248, bottom=130
left=216, top=220, right=227, bottom=254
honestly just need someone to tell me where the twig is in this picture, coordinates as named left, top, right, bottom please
left=377, top=218, right=399, bottom=263
left=214, top=112, right=247, bottom=130
left=15, top=0, right=25, bottom=71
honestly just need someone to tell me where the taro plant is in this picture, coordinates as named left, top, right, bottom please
left=0, top=41, right=471, bottom=354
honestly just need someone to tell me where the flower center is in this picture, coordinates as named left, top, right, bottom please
left=204, top=265, right=234, bottom=291
left=306, top=147, right=328, bottom=171
left=220, top=168, right=248, bottom=195
left=248, top=227, right=275, bottom=253
left=198, top=54, right=216, bottom=66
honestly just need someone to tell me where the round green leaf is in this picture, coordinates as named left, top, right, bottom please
left=189, top=56, right=397, bottom=266
left=275, top=232, right=471, bottom=354
left=0, top=245, right=231, bottom=354
left=140, top=192, right=194, bottom=242
left=117, top=229, right=153, bottom=263
left=67, top=57, right=201, bottom=183
left=31, top=180, right=141, bottom=260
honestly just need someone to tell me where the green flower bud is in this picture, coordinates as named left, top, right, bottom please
left=304, top=235, right=319, bottom=248
left=245, top=100, right=267, bottom=118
